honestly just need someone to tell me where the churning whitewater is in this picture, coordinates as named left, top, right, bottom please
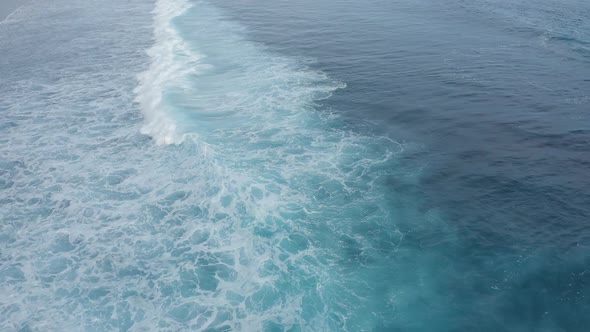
left=134, top=0, right=195, bottom=145
left=3, top=0, right=590, bottom=330
left=131, top=0, right=414, bottom=329
left=0, top=0, right=434, bottom=330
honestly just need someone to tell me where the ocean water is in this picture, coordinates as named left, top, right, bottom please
left=0, top=0, right=589, bottom=331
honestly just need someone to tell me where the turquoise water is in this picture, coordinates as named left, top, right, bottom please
left=1, top=0, right=589, bottom=331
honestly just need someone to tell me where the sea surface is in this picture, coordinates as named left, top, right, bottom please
left=1, top=0, right=589, bottom=331
left=0, top=0, right=28, bottom=22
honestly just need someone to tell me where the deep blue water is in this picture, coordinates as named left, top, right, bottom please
left=1, top=0, right=589, bottom=331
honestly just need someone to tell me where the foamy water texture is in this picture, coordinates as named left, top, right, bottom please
left=0, top=0, right=443, bottom=330
left=134, top=0, right=194, bottom=145
left=4, top=0, right=590, bottom=330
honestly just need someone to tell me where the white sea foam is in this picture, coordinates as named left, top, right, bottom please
left=134, top=0, right=198, bottom=145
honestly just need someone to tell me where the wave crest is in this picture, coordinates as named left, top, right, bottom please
left=134, top=0, right=196, bottom=145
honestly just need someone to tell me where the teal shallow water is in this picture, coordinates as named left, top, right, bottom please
left=1, top=0, right=589, bottom=331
